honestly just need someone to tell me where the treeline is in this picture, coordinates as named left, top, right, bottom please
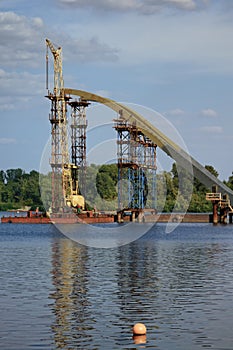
left=1, top=164, right=233, bottom=212
left=0, top=169, right=43, bottom=211
left=88, top=163, right=233, bottom=213
left=157, top=164, right=216, bottom=213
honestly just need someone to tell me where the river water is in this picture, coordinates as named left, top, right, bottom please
left=0, top=216, right=233, bottom=349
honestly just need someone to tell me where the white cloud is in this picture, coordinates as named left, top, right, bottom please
left=0, top=138, right=16, bottom=144
left=0, top=102, right=15, bottom=111
left=200, top=126, right=223, bottom=134
left=0, top=11, right=119, bottom=69
left=63, top=36, right=118, bottom=63
left=0, top=68, right=46, bottom=112
left=0, top=10, right=119, bottom=107
left=201, top=108, right=218, bottom=117
left=166, top=108, right=185, bottom=116
left=0, top=11, right=45, bottom=68
left=32, top=17, right=44, bottom=28
left=0, top=69, right=43, bottom=97
left=58, top=0, right=208, bottom=13
left=73, top=7, right=233, bottom=74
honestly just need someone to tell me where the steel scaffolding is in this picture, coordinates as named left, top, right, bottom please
left=114, top=116, right=157, bottom=212
left=69, top=99, right=89, bottom=197
left=47, top=92, right=71, bottom=212
left=46, top=39, right=86, bottom=213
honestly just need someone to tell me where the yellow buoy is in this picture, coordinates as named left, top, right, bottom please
left=132, top=323, right=147, bottom=335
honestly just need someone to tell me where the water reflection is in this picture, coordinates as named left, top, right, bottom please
left=49, top=238, right=93, bottom=348
left=133, top=334, right=147, bottom=345
left=117, top=242, right=160, bottom=329
left=48, top=225, right=233, bottom=349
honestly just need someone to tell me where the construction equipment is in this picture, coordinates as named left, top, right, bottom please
left=45, top=39, right=84, bottom=212
left=64, top=88, right=233, bottom=205
left=45, top=39, right=233, bottom=223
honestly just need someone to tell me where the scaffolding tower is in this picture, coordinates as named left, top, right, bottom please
left=114, top=114, right=157, bottom=214
left=69, top=99, right=89, bottom=197
left=46, top=39, right=72, bottom=212
left=45, top=39, right=85, bottom=213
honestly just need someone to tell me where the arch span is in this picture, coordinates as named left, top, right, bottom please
left=64, top=88, right=233, bottom=202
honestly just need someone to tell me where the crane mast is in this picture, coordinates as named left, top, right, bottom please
left=45, top=38, right=84, bottom=213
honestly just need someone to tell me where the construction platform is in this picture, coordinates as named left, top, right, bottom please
left=0, top=210, right=115, bottom=224
left=0, top=210, right=216, bottom=224
left=206, top=187, right=233, bottom=225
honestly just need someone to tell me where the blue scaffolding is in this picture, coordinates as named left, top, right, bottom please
left=114, top=117, right=157, bottom=211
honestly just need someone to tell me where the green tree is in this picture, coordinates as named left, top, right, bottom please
left=0, top=170, right=5, bottom=183
left=21, top=170, right=43, bottom=208
left=224, top=172, right=233, bottom=191
left=0, top=168, right=44, bottom=210
left=96, top=164, right=118, bottom=201
left=5, top=168, right=24, bottom=182
left=162, top=170, right=177, bottom=212
left=85, top=164, right=100, bottom=209
left=39, top=172, right=52, bottom=211
left=157, top=163, right=219, bottom=213
left=0, top=171, right=5, bottom=203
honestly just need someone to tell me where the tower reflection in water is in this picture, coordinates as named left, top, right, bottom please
left=48, top=236, right=159, bottom=348
left=48, top=227, right=227, bottom=349
left=49, top=237, right=92, bottom=349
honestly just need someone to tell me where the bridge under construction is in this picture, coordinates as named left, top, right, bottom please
left=45, top=38, right=233, bottom=225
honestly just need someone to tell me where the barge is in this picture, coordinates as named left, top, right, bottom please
left=1, top=209, right=212, bottom=224
left=0, top=209, right=115, bottom=224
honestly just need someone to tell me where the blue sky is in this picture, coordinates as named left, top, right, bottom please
left=0, top=0, right=233, bottom=180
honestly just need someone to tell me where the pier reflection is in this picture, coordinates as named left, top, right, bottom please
left=49, top=237, right=92, bottom=349
left=117, top=242, right=160, bottom=309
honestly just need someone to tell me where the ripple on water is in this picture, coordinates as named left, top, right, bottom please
left=1, top=223, right=233, bottom=349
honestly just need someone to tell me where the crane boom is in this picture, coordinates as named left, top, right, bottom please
left=46, top=38, right=60, bottom=56
left=46, top=39, right=64, bottom=97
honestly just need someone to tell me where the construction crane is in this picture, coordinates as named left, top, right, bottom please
left=45, top=38, right=85, bottom=213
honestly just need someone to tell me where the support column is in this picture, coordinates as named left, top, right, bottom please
left=220, top=207, right=228, bottom=224
left=229, top=213, right=233, bottom=224
left=117, top=211, right=123, bottom=223
left=213, top=202, right=218, bottom=225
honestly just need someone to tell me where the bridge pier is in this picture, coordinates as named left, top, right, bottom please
left=206, top=187, right=233, bottom=225
left=220, top=207, right=228, bottom=224
left=212, top=202, right=219, bottom=225
left=229, top=213, right=233, bottom=224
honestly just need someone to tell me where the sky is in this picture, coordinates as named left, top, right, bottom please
left=0, top=0, right=233, bottom=180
